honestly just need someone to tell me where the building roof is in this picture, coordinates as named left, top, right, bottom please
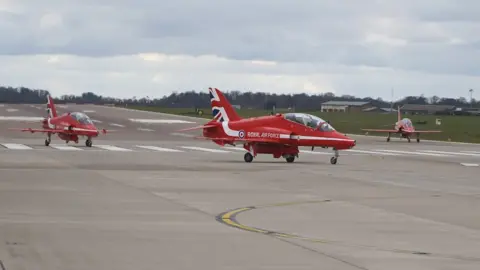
left=322, top=100, right=370, bottom=106
left=362, top=107, right=397, bottom=112
left=400, top=104, right=455, bottom=111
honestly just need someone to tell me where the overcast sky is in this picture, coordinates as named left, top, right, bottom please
left=1, top=0, right=479, bottom=101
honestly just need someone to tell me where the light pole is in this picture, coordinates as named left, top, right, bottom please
left=469, top=89, right=474, bottom=108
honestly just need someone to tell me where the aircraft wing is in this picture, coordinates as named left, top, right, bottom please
left=414, top=130, right=442, bottom=133
left=9, top=127, right=67, bottom=133
left=361, top=128, right=398, bottom=133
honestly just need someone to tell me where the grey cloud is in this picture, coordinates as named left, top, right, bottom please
left=1, top=0, right=480, bottom=76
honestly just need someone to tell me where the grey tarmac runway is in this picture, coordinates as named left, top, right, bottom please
left=0, top=103, right=480, bottom=270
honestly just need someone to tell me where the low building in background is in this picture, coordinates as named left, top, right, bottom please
left=321, top=101, right=371, bottom=112
left=400, top=104, right=456, bottom=115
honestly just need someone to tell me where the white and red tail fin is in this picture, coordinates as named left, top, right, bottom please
left=46, top=95, right=57, bottom=118
left=209, top=87, right=241, bottom=122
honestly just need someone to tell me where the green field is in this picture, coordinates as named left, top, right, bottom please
left=125, top=105, right=480, bottom=144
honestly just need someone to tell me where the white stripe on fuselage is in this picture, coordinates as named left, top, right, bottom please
left=218, top=121, right=353, bottom=142
left=281, top=134, right=354, bottom=142
left=221, top=121, right=240, bottom=137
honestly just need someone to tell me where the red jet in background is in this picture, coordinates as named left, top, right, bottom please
left=178, top=87, right=356, bottom=164
left=10, top=95, right=108, bottom=147
left=362, top=106, right=441, bottom=142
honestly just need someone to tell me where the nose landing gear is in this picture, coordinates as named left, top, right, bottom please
left=330, top=148, right=339, bottom=164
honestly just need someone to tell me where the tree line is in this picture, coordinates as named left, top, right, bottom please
left=0, top=85, right=478, bottom=110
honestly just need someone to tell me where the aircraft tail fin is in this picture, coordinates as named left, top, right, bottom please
left=209, top=87, right=242, bottom=122
left=46, top=95, right=57, bottom=118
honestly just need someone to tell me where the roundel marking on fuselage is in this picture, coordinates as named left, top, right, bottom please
left=238, top=130, right=245, bottom=139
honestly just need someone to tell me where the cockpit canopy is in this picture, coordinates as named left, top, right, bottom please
left=283, top=113, right=335, bottom=132
left=400, top=118, right=413, bottom=128
left=70, top=112, right=93, bottom=125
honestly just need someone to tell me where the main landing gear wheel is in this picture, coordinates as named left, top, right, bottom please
left=85, top=139, right=93, bottom=147
left=386, top=137, right=390, bottom=142
left=417, top=138, right=420, bottom=143
left=330, top=157, right=337, bottom=164
left=244, top=152, right=253, bottom=163
left=45, top=133, right=51, bottom=146
left=285, top=156, right=295, bottom=163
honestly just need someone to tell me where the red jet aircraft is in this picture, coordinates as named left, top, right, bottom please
left=362, top=106, right=441, bottom=142
left=10, top=95, right=108, bottom=147
left=178, top=87, right=356, bottom=164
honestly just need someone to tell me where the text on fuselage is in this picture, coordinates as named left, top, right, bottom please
left=247, top=132, right=279, bottom=138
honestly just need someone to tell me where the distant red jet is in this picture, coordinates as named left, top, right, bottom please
left=10, top=95, right=108, bottom=147
left=178, top=87, right=356, bottom=164
left=362, top=106, right=442, bottom=142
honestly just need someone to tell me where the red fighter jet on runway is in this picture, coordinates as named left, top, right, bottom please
left=178, top=88, right=356, bottom=164
left=362, top=106, right=441, bottom=143
left=10, top=95, right=108, bottom=147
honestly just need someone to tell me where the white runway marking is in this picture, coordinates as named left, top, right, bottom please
left=0, top=104, right=4, bottom=107
left=136, top=145, right=183, bottom=152
left=129, top=118, right=195, bottom=124
left=346, top=149, right=401, bottom=156
left=181, top=146, right=231, bottom=153
left=0, top=116, right=43, bottom=121
left=374, top=149, right=449, bottom=157
left=1, top=143, right=32, bottom=150
left=461, top=151, right=480, bottom=154
left=83, top=110, right=96, bottom=113
left=109, top=123, right=125, bottom=127
left=49, top=144, right=83, bottom=151
left=6, top=108, right=18, bottom=112
left=419, top=150, right=480, bottom=157
left=137, top=128, right=155, bottom=132
left=91, top=119, right=102, bottom=123
left=460, top=163, right=479, bottom=167
left=93, top=145, right=132, bottom=151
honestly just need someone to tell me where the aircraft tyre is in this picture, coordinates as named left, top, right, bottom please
left=417, top=138, right=420, bottom=143
left=386, top=137, right=390, bottom=142
left=330, top=157, right=337, bottom=165
left=45, top=139, right=50, bottom=146
left=86, top=139, right=92, bottom=147
left=244, top=152, right=253, bottom=163
left=285, top=156, right=295, bottom=163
